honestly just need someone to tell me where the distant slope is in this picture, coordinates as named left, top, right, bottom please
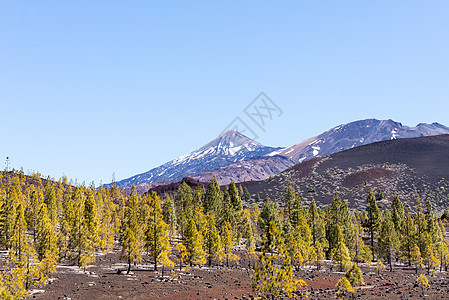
left=106, top=130, right=281, bottom=189
left=241, top=134, right=449, bottom=210
left=190, top=155, right=295, bottom=185
left=190, top=119, right=449, bottom=185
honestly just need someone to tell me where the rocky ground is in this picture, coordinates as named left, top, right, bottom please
left=24, top=248, right=449, bottom=300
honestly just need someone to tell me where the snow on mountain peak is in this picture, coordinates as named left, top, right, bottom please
left=108, top=130, right=280, bottom=189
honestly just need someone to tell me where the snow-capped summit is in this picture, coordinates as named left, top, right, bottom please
left=107, top=130, right=281, bottom=189
left=268, top=119, right=449, bottom=163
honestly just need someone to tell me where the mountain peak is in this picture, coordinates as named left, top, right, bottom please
left=268, top=118, right=449, bottom=163
left=207, top=130, right=262, bottom=151
left=108, top=130, right=280, bottom=190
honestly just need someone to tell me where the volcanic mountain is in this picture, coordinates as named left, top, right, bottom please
left=190, top=119, right=449, bottom=185
left=239, top=134, right=449, bottom=211
left=107, top=130, right=281, bottom=189
left=268, top=119, right=449, bottom=163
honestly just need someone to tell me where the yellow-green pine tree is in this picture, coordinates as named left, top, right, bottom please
left=79, top=190, right=99, bottom=269
left=411, top=244, right=424, bottom=274
left=251, top=221, right=308, bottom=299
left=314, top=241, right=325, bottom=270
left=162, top=195, right=177, bottom=240
left=35, top=203, right=58, bottom=260
left=335, top=276, right=354, bottom=299
left=204, top=213, right=223, bottom=267
left=144, top=192, right=173, bottom=271
left=222, top=221, right=238, bottom=267
left=330, top=225, right=352, bottom=272
left=242, top=209, right=255, bottom=269
left=119, top=186, right=143, bottom=274
left=183, top=218, right=206, bottom=266
left=0, top=187, right=18, bottom=249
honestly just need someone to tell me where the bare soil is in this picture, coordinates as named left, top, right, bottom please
left=25, top=249, right=449, bottom=299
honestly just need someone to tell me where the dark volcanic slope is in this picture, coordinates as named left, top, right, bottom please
left=240, top=134, right=449, bottom=210
left=149, top=177, right=208, bottom=196
left=190, top=155, right=295, bottom=185
left=314, top=134, right=449, bottom=180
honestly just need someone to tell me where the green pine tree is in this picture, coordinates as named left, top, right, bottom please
left=362, top=188, right=381, bottom=260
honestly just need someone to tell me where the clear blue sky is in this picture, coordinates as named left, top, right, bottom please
left=1, top=1, right=448, bottom=185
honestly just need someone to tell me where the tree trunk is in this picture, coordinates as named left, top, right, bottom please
left=389, top=244, right=392, bottom=272
left=208, top=246, right=212, bottom=267
left=127, top=256, right=131, bottom=274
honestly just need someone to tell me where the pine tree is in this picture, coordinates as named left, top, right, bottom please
left=258, top=195, right=280, bottom=249
left=376, top=259, right=385, bottom=275
left=35, top=203, right=58, bottom=261
left=219, top=182, right=242, bottom=235
left=11, top=203, right=28, bottom=265
left=411, top=244, right=424, bottom=273
left=183, top=218, right=206, bottom=266
left=362, top=188, right=381, bottom=260
left=174, top=242, right=187, bottom=271
left=345, top=263, right=364, bottom=290
left=204, top=213, right=223, bottom=267
left=314, top=241, right=325, bottom=270
left=10, top=203, right=42, bottom=291
left=417, top=274, right=430, bottom=297
left=414, top=196, right=428, bottom=255
left=435, top=221, right=448, bottom=271
left=283, top=182, right=296, bottom=222
left=0, top=187, right=19, bottom=249
left=193, top=191, right=208, bottom=240
left=330, top=225, right=352, bottom=272
left=25, top=187, right=43, bottom=243
left=378, top=211, right=400, bottom=271
left=423, top=244, right=438, bottom=274
left=351, top=213, right=372, bottom=264
left=67, top=186, right=85, bottom=263
left=79, top=190, right=99, bottom=269
left=228, top=181, right=243, bottom=212
left=401, top=210, right=417, bottom=266
left=242, top=209, right=256, bottom=268
left=391, top=195, right=404, bottom=233
left=290, top=192, right=304, bottom=229
left=251, top=221, right=308, bottom=299
left=175, top=182, right=194, bottom=237
left=336, top=276, right=354, bottom=298
left=44, top=184, right=58, bottom=227
left=162, top=195, right=177, bottom=239
left=97, top=189, right=116, bottom=253
left=33, top=203, right=58, bottom=286
left=203, top=177, right=222, bottom=216
left=242, top=187, right=251, bottom=204
left=144, top=191, right=173, bottom=271
left=294, top=211, right=314, bottom=266
left=222, top=221, right=238, bottom=267
left=308, top=199, right=326, bottom=247
left=326, top=194, right=354, bottom=257
left=119, top=186, right=142, bottom=274
left=285, top=227, right=304, bottom=271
